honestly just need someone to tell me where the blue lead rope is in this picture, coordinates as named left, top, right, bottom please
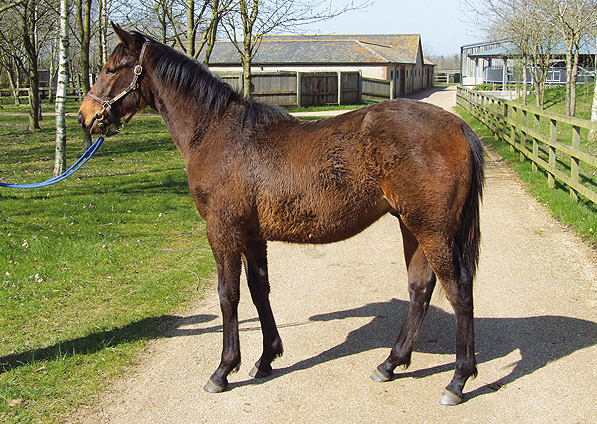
left=0, top=137, right=105, bottom=189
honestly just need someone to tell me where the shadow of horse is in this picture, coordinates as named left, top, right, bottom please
left=229, top=298, right=597, bottom=400
left=0, top=314, right=219, bottom=373
left=2, top=298, right=595, bottom=403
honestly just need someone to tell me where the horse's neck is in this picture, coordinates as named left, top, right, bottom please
left=150, top=82, right=225, bottom=160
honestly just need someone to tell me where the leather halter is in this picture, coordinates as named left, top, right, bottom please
left=88, top=41, right=149, bottom=131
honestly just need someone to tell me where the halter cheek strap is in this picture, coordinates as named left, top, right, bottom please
left=88, top=41, right=149, bottom=130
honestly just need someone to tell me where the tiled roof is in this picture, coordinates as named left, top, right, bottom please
left=467, top=38, right=596, bottom=58
left=202, top=34, right=423, bottom=66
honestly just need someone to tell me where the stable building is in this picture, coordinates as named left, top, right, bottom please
left=461, top=38, right=596, bottom=86
left=202, top=34, right=435, bottom=98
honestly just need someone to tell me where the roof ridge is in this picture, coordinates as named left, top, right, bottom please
left=355, top=40, right=391, bottom=62
left=358, top=40, right=395, bottom=48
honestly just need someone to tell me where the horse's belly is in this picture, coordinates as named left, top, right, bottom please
left=258, top=193, right=391, bottom=244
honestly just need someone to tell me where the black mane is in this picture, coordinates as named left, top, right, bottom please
left=137, top=33, right=291, bottom=130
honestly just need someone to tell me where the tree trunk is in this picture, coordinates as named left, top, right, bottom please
left=240, top=0, right=258, bottom=100
left=22, top=0, right=40, bottom=131
left=521, top=55, right=527, bottom=106
left=590, top=38, right=597, bottom=142
left=54, top=0, right=69, bottom=176
left=200, top=0, right=225, bottom=64
left=564, top=47, right=573, bottom=116
left=186, top=0, right=196, bottom=57
left=569, top=47, right=579, bottom=117
left=98, top=0, right=108, bottom=65
left=47, top=39, right=56, bottom=104
left=77, top=0, right=92, bottom=148
left=8, top=63, right=20, bottom=106
left=242, top=52, right=252, bottom=99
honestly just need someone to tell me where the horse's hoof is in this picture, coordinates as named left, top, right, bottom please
left=439, top=389, right=463, bottom=406
left=249, top=365, right=271, bottom=378
left=370, top=367, right=392, bottom=382
left=203, top=378, right=226, bottom=393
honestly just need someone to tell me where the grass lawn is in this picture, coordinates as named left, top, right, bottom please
left=0, top=115, right=215, bottom=423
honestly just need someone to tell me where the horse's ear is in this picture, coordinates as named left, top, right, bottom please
left=111, top=22, right=133, bottom=49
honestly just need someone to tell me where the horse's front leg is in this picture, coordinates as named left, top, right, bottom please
left=242, top=238, right=283, bottom=378
left=204, top=229, right=243, bottom=393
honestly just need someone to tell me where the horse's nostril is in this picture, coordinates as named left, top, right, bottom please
left=78, top=112, right=84, bottom=124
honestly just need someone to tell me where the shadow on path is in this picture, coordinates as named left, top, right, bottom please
left=3, top=298, right=595, bottom=403
left=229, top=298, right=596, bottom=401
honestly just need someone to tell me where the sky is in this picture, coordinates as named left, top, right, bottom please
left=295, top=0, right=485, bottom=56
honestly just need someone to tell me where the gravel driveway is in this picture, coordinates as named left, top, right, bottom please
left=73, top=86, right=596, bottom=424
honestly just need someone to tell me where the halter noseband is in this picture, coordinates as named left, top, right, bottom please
left=88, top=41, right=149, bottom=131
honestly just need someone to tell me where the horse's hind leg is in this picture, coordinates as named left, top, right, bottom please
left=422, top=237, right=477, bottom=405
left=433, top=245, right=477, bottom=405
left=242, top=238, right=284, bottom=378
left=372, top=218, right=437, bottom=382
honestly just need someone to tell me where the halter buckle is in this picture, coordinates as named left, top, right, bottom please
left=133, top=65, right=143, bottom=76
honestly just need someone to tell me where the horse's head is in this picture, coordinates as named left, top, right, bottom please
left=78, top=24, right=150, bottom=136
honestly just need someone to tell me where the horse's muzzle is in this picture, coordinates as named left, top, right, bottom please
left=78, top=101, right=118, bottom=136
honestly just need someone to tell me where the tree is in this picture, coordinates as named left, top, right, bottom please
left=98, top=0, right=111, bottom=65
left=0, top=21, right=26, bottom=106
left=223, top=0, right=367, bottom=99
left=549, top=0, right=597, bottom=116
left=54, top=0, right=69, bottom=175
left=21, top=0, right=42, bottom=130
left=590, top=36, right=597, bottom=142
left=201, top=0, right=232, bottom=64
left=76, top=0, right=93, bottom=148
left=465, top=0, right=557, bottom=108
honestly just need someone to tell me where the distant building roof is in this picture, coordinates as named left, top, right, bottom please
left=202, top=34, right=429, bottom=66
left=465, top=38, right=596, bottom=59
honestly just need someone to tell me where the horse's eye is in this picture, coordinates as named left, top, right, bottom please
left=105, top=67, right=116, bottom=75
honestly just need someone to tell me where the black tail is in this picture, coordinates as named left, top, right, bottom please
left=458, top=122, right=485, bottom=279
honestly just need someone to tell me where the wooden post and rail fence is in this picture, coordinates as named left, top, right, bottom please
left=217, top=71, right=394, bottom=107
left=457, top=86, right=597, bottom=205
left=1, top=72, right=396, bottom=109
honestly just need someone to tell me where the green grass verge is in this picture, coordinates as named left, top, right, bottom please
left=0, top=98, right=82, bottom=115
left=285, top=104, right=364, bottom=113
left=455, top=106, right=597, bottom=248
left=0, top=114, right=215, bottom=423
left=525, top=82, right=595, bottom=121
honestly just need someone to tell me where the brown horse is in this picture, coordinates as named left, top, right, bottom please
left=79, top=25, right=484, bottom=405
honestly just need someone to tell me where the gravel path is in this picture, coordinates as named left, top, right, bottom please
left=73, top=86, right=597, bottom=424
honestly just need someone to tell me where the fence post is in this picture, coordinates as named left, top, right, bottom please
left=570, top=125, right=580, bottom=201
left=532, top=113, right=540, bottom=173
left=358, top=71, right=362, bottom=104
left=520, top=109, right=527, bottom=163
left=509, top=105, right=516, bottom=152
left=389, top=79, right=395, bottom=100
left=296, top=72, right=302, bottom=108
left=337, top=71, right=342, bottom=106
left=548, top=119, right=557, bottom=188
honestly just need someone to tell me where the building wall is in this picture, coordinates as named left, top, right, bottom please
left=208, top=64, right=386, bottom=80
left=460, top=40, right=508, bottom=85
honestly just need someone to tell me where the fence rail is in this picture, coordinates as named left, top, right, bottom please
left=215, top=71, right=368, bottom=107
left=361, top=77, right=393, bottom=101
left=457, top=86, right=597, bottom=204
